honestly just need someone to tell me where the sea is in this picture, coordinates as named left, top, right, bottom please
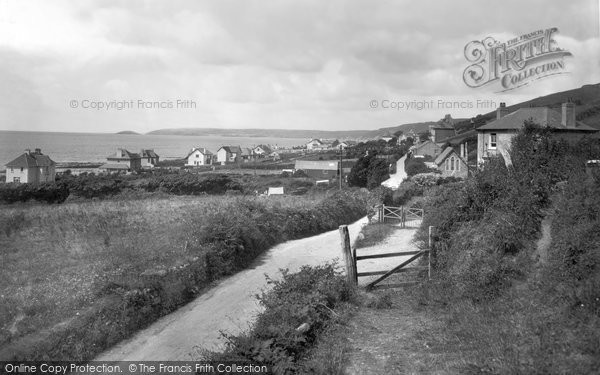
left=0, top=131, right=307, bottom=166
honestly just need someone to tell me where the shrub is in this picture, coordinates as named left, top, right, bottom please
left=207, top=264, right=355, bottom=372
left=405, top=157, right=436, bottom=177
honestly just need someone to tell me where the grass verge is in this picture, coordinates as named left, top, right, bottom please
left=0, top=190, right=367, bottom=360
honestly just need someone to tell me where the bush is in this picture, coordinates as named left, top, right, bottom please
left=405, top=157, right=436, bottom=177
left=0, top=182, right=70, bottom=204
left=207, top=263, right=355, bottom=373
left=418, top=122, right=598, bottom=299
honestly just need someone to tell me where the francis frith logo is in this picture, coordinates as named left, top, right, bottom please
left=463, top=27, right=572, bottom=92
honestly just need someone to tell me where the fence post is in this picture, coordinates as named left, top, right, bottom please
left=339, top=225, right=357, bottom=286
left=428, top=226, right=434, bottom=280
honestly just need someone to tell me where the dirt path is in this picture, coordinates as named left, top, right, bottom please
left=354, top=224, right=421, bottom=287
left=344, top=225, right=458, bottom=374
left=381, top=155, right=408, bottom=190
left=96, top=216, right=368, bottom=361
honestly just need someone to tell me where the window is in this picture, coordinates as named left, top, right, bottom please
left=196, top=154, right=199, bottom=158
left=457, top=158, right=460, bottom=171
left=20, top=167, right=23, bottom=172
left=13, top=177, right=20, bottom=183
left=450, top=157, right=455, bottom=171
left=490, top=133, right=497, bottom=149
left=10, top=168, right=13, bottom=172
left=445, top=159, right=450, bottom=171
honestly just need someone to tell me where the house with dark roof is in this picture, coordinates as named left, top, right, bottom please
left=240, top=147, right=256, bottom=162
left=477, top=102, right=598, bottom=165
left=100, top=148, right=141, bottom=173
left=217, top=146, right=242, bottom=165
left=410, top=140, right=443, bottom=158
left=295, top=160, right=339, bottom=179
left=5, top=148, right=56, bottom=183
left=253, top=145, right=272, bottom=156
left=185, top=147, right=213, bottom=167
left=430, top=114, right=457, bottom=143
left=434, top=146, right=469, bottom=178
left=140, top=149, right=159, bottom=168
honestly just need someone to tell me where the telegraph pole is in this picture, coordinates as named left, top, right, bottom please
left=339, top=145, right=343, bottom=190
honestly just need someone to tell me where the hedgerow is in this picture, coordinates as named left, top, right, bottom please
left=419, top=121, right=600, bottom=300
left=206, top=263, right=355, bottom=373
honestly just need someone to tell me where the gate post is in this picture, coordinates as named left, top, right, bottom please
left=339, top=225, right=358, bottom=286
left=428, top=226, right=434, bottom=280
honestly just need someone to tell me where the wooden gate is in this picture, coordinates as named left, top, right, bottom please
left=378, top=205, right=423, bottom=228
left=339, top=225, right=434, bottom=290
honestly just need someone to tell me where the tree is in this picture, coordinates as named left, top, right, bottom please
left=347, top=151, right=390, bottom=189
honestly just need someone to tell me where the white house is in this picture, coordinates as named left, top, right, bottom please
left=5, top=148, right=56, bottom=184
left=306, top=139, right=323, bottom=151
left=185, top=147, right=213, bottom=166
left=217, top=146, right=242, bottom=164
left=477, top=102, right=598, bottom=165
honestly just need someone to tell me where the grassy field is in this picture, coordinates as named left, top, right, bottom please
left=0, top=191, right=367, bottom=360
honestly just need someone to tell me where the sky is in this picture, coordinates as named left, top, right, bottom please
left=0, top=0, right=599, bottom=133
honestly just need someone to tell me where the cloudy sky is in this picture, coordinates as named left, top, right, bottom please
left=0, top=0, right=599, bottom=133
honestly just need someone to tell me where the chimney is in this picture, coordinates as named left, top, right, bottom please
left=34, top=148, right=41, bottom=154
left=496, top=102, right=509, bottom=119
left=464, top=142, right=468, bottom=159
left=460, top=143, right=465, bottom=158
left=24, top=149, right=31, bottom=155
left=117, top=148, right=123, bottom=157
left=562, top=100, right=575, bottom=128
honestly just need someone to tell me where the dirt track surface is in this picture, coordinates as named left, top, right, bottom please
left=355, top=224, right=421, bottom=287
left=96, top=216, right=368, bottom=361
left=381, top=155, right=408, bottom=190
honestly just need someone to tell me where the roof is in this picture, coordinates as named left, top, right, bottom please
left=254, top=144, right=272, bottom=153
left=477, top=107, right=598, bottom=132
left=307, top=138, right=323, bottom=144
left=141, top=149, right=159, bottom=158
left=434, top=147, right=461, bottom=166
left=6, top=152, right=56, bottom=168
left=107, top=149, right=140, bottom=160
left=186, top=147, right=213, bottom=158
left=411, top=140, right=439, bottom=151
left=99, top=163, right=130, bottom=170
left=219, top=146, right=242, bottom=154
left=241, top=148, right=254, bottom=156
left=295, top=160, right=339, bottom=171
left=437, top=130, right=477, bottom=146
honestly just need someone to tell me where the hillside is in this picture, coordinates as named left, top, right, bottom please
left=116, top=130, right=140, bottom=135
left=455, top=82, right=600, bottom=133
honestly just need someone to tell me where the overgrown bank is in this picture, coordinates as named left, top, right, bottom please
left=413, top=123, right=600, bottom=373
left=0, top=190, right=367, bottom=361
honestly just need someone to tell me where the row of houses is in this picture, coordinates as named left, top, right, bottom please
left=3, top=144, right=282, bottom=183
left=6, top=101, right=598, bottom=184
left=406, top=100, right=598, bottom=179
left=185, top=144, right=279, bottom=167
left=306, top=139, right=357, bottom=151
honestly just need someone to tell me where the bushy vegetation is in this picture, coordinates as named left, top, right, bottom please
left=206, top=264, right=356, bottom=374
left=0, top=191, right=367, bottom=361
left=347, top=152, right=390, bottom=189
left=0, top=172, right=329, bottom=203
left=404, top=157, right=437, bottom=177
left=415, top=122, right=600, bottom=373
left=392, top=173, right=462, bottom=206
